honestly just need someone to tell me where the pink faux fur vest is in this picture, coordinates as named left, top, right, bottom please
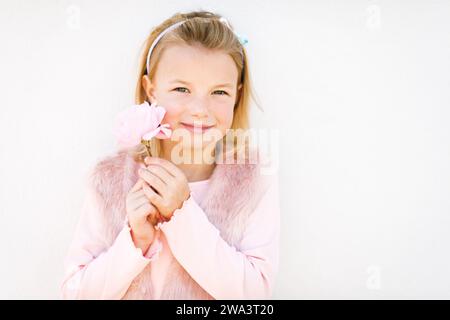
left=88, top=149, right=271, bottom=299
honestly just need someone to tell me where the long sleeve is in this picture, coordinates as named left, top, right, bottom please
left=60, top=182, right=163, bottom=300
left=157, top=174, right=281, bottom=300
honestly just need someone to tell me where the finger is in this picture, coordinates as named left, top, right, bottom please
left=138, top=167, right=167, bottom=196
left=134, top=199, right=156, bottom=213
left=145, top=157, right=182, bottom=180
left=135, top=202, right=153, bottom=221
left=129, top=179, right=143, bottom=193
left=144, top=164, right=176, bottom=197
left=127, top=190, right=146, bottom=206
left=129, top=189, right=146, bottom=201
left=129, top=184, right=152, bottom=203
left=145, top=163, right=174, bottom=185
left=130, top=195, right=151, bottom=211
left=142, top=181, right=164, bottom=208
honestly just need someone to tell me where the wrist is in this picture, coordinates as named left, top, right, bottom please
left=130, top=229, right=153, bottom=251
left=159, top=194, right=191, bottom=225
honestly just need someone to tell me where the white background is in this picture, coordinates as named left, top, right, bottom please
left=0, top=0, right=449, bottom=299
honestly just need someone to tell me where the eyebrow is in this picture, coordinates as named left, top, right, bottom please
left=170, top=79, right=234, bottom=89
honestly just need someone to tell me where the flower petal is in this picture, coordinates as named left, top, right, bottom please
left=154, top=106, right=167, bottom=124
left=155, top=124, right=172, bottom=139
left=114, top=100, right=171, bottom=149
left=142, top=127, right=162, bottom=140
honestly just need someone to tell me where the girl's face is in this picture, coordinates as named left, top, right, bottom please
left=142, top=43, right=242, bottom=152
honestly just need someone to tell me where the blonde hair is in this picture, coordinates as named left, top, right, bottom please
left=129, top=10, right=261, bottom=163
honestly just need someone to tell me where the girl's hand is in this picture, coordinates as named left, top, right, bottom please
left=138, top=156, right=190, bottom=221
left=125, top=178, right=160, bottom=252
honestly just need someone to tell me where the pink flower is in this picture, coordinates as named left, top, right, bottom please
left=113, top=100, right=172, bottom=149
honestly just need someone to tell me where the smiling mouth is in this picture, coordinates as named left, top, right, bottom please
left=180, top=122, right=215, bottom=133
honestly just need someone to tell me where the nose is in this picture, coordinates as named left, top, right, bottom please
left=188, top=96, right=209, bottom=118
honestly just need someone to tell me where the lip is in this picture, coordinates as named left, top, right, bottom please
left=180, top=122, right=215, bottom=133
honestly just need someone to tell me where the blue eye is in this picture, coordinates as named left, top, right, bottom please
left=214, top=90, right=229, bottom=96
left=173, top=87, right=229, bottom=96
left=174, top=87, right=189, bottom=93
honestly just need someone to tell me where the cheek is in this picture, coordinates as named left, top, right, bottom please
left=159, top=99, right=186, bottom=125
left=213, top=105, right=234, bottom=130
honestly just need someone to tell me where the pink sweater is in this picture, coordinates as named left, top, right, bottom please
left=61, top=164, right=280, bottom=300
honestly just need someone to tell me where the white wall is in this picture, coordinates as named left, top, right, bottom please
left=0, top=0, right=449, bottom=299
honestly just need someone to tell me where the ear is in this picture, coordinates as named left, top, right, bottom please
left=236, top=83, right=243, bottom=98
left=235, top=83, right=243, bottom=108
left=142, top=75, right=156, bottom=103
left=237, top=83, right=243, bottom=98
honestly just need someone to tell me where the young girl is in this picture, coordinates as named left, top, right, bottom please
left=61, top=10, right=280, bottom=300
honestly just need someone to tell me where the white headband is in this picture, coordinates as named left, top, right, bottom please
left=145, top=17, right=247, bottom=75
